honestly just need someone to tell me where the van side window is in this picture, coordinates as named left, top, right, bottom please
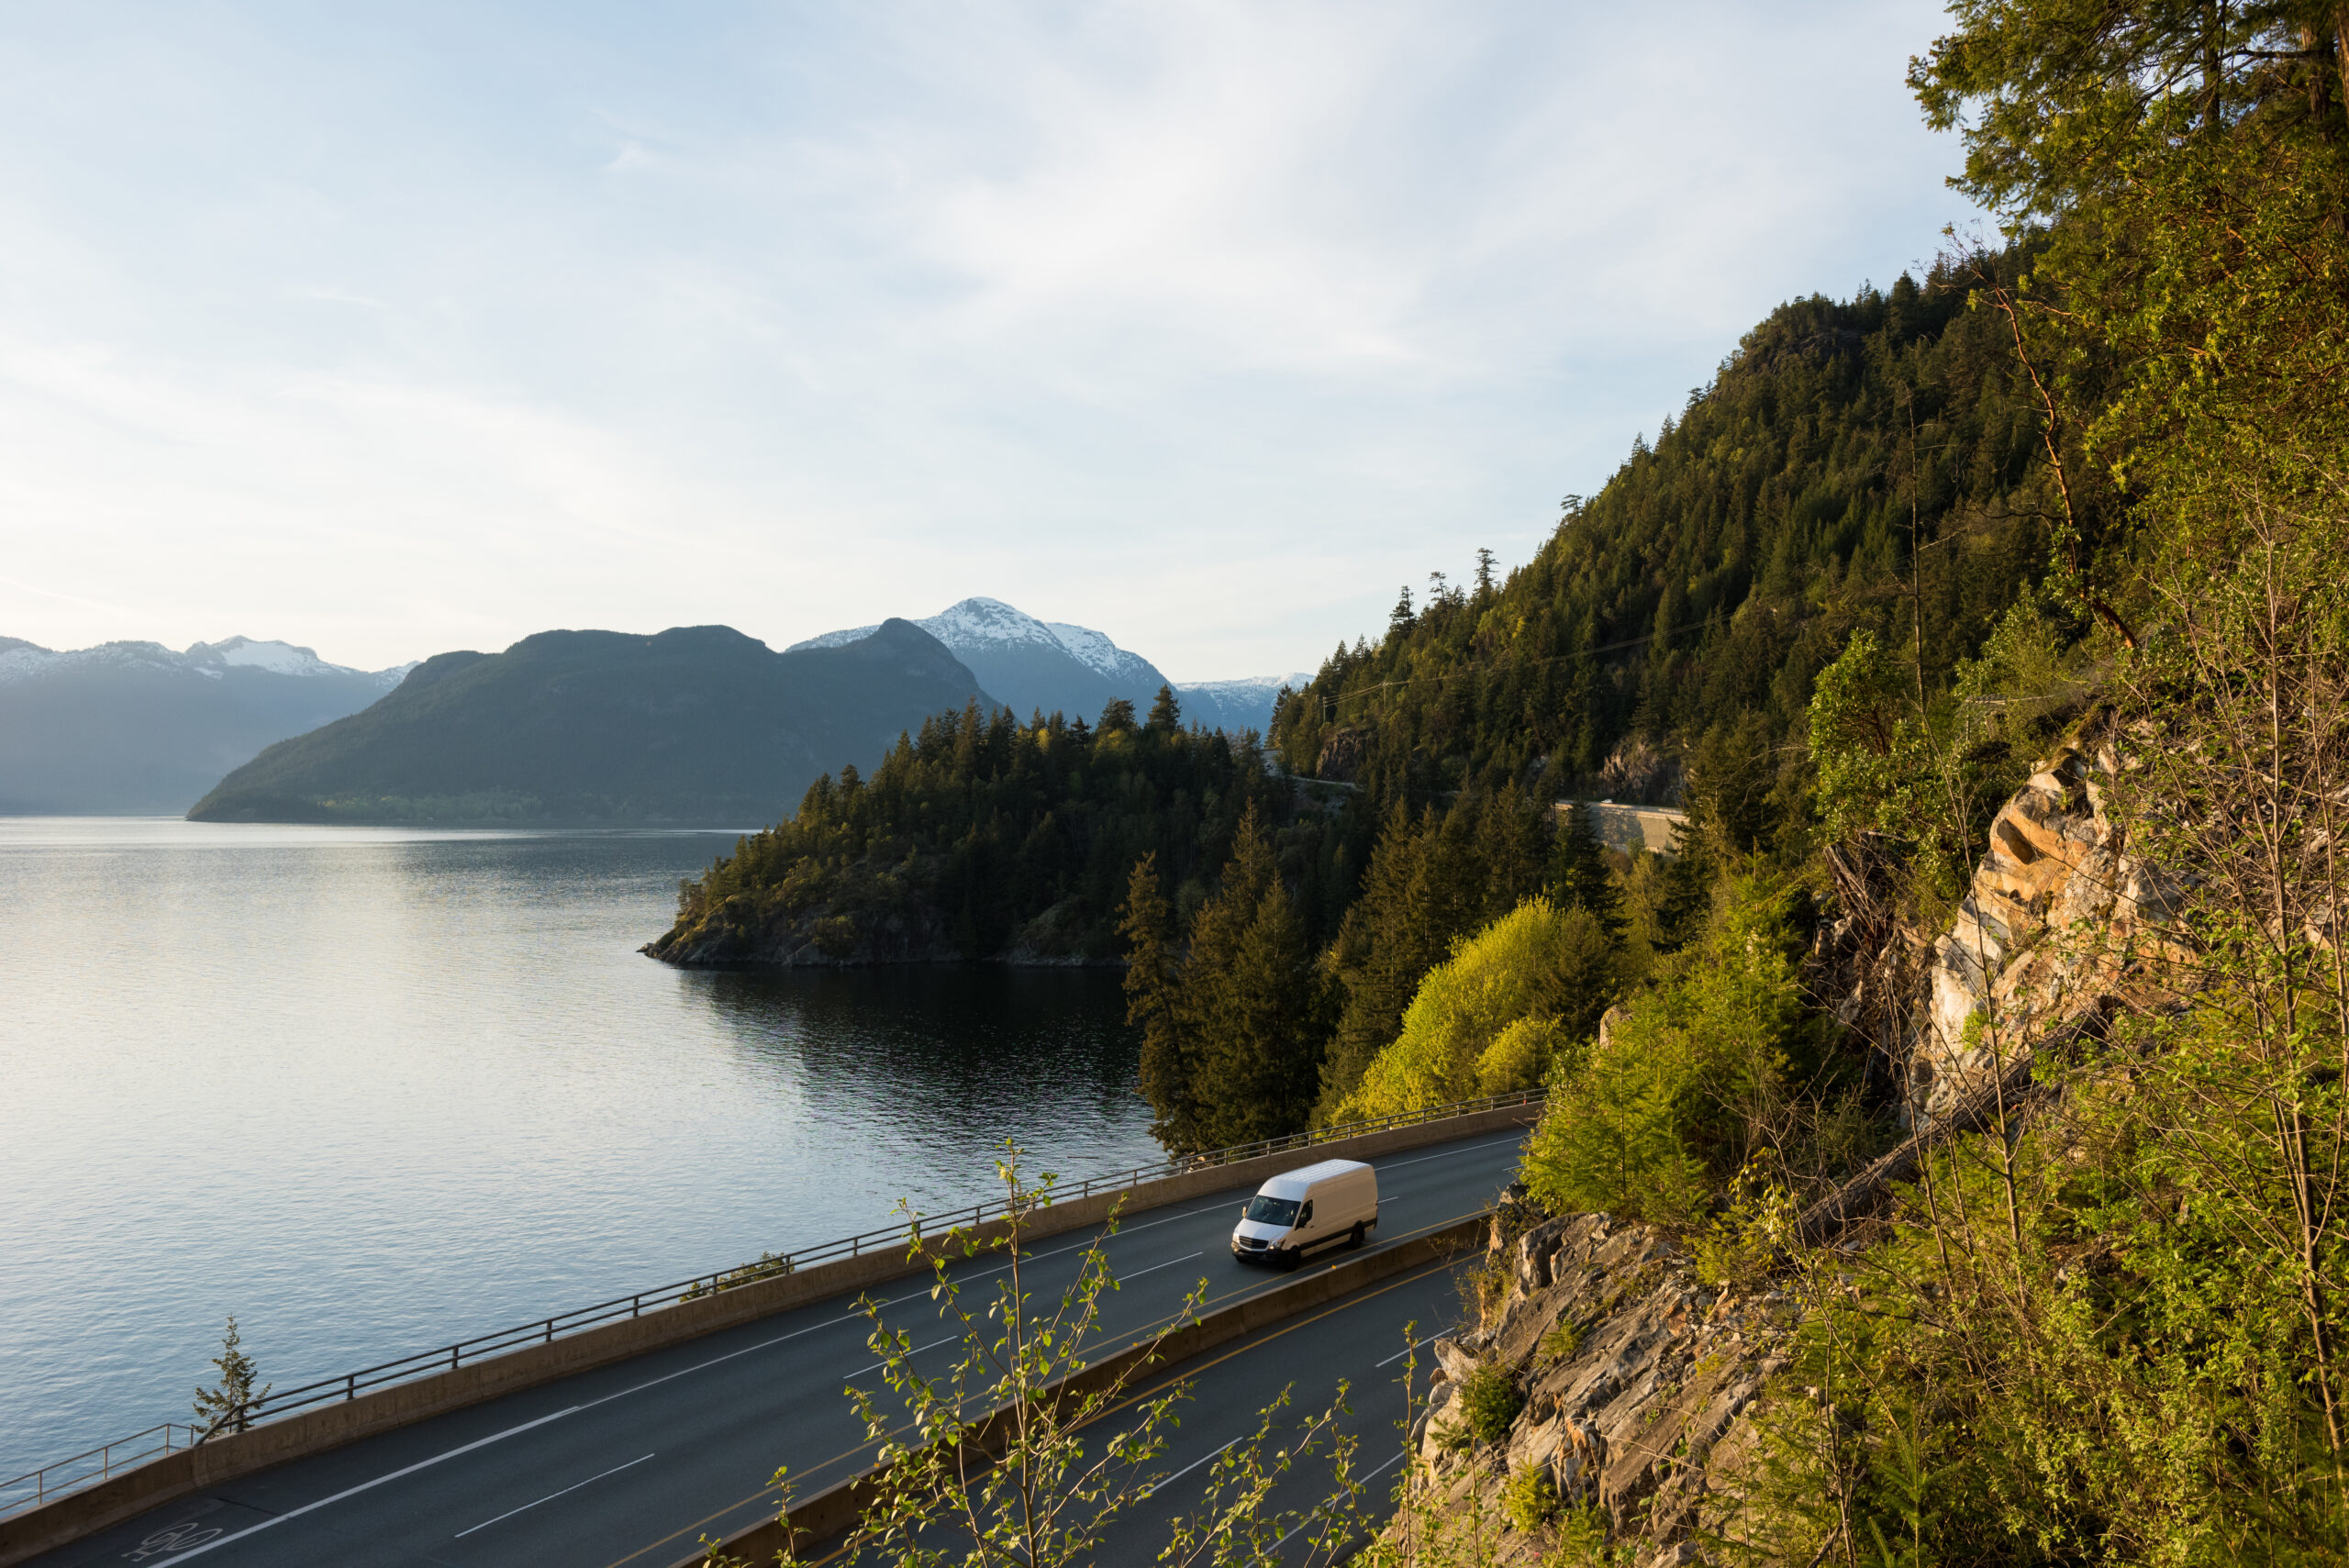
left=1297, top=1201, right=1313, bottom=1227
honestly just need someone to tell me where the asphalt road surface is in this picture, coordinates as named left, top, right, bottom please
left=35, top=1129, right=1521, bottom=1568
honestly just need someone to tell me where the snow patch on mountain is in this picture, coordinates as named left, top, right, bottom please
left=1044, top=621, right=1158, bottom=685
left=1171, top=673, right=1312, bottom=735
left=791, top=623, right=880, bottom=651
left=0, top=636, right=412, bottom=687
left=929, top=597, right=1066, bottom=651
left=793, top=598, right=1151, bottom=673
left=1176, top=673, right=1312, bottom=702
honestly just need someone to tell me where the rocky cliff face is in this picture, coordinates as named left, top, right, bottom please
left=1386, top=1207, right=1792, bottom=1565
left=1907, top=732, right=2182, bottom=1123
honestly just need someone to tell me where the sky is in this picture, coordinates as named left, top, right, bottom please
left=0, top=2, right=1977, bottom=682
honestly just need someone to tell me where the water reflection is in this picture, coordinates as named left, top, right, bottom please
left=0, top=818, right=1153, bottom=1480
left=685, top=966, right=1151, bottom=1219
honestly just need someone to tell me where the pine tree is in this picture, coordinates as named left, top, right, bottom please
left=1119, top=854, right=1196, bottom=1151
left=1182, top=805, right=1321, bottom=1147
left=1471, top=783, right=1553, bottom=924
left=193, top=1315, right=270, bottom=1437
left=1145, top=684, right=1183, bottom=733
left=1548, top=803, right=1626, bottom=941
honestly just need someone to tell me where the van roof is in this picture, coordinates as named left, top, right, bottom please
left=1256, top=1158, right=1373, bottom=1197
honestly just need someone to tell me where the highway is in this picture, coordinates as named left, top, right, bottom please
left=30, top=1129, right=1520, bottom=1568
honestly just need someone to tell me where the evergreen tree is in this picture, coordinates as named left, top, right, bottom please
left=1145, top=684, right=1182, bottom=733
left=1119, top=853, right=1196, bottom=1151
left=1185, top=806, right=1321, bottom=1146
left=1470, top=782, right=1552, bottom=924
left=193, top=1316, right=270, bottom=1436
left=1548, top=803, right=1626, bottom=941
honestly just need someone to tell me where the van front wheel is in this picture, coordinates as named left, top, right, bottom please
left=1348, top=1221, right=1365, bottom=1250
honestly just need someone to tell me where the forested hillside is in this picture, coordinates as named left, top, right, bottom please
left=1269, top=247, right=2110, bottom=852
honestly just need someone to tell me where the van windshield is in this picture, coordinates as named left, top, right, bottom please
left=1245, top=1195, right=1300, bottom=1227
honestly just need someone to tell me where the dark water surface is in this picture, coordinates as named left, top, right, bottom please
left=0, top=818, right=1155, bottom=1484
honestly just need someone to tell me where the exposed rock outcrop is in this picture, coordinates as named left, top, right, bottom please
left=1382, top=1207, right=1793, bottom=1564
left=1908, top=734, right=2184, bottom=1123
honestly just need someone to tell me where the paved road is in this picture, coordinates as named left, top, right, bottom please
left=34, top=1131, right=1519, bottom=1568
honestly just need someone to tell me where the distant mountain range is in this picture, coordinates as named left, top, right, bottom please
left=6, top=603, right=1304, bottom=820
left=792, top=597, right=1305, bottom=735
left=187, top=621, right=988, bottom=826
left=0, top=636, right=413, bottom=814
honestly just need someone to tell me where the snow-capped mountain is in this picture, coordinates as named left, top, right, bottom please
left=0, top=636, right=415, bottom=814
left=1174, top=673, right=1314, bottom=737
left=790, top=597, right=1300, bottom=736
left=792, top=597, right=1174, bottom=723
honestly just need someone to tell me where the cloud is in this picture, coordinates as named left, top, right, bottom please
left=0, top=0, right=1970, bottom=677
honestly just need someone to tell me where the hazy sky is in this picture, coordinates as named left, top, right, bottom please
left=0, top=2, right=1974, bottom=680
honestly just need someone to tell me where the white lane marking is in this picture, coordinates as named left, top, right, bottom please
left=1375, top=1334, right=1440, bottom=1368
left=165, top=1406, right=581, bottom=1562
left=1137, top=1434, right=1245, bottom=1499
left=579, top=1297, right=910, bottom=1412
left=453, top=1451, right=655, bottom=1538
left=1272, top=1449, right=1407, bottom=1552
left=844, top=1332, right=963, bottom=1381
left=838, top=1253, right=1200, bottom=1383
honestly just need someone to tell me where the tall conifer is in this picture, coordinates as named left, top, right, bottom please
left=1119, top=853, right=1196, bottom=1151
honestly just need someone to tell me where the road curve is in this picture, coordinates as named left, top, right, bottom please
left=29, top=1130, right=1520, bottom=1568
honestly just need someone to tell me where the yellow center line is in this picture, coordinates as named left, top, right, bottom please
left=603, top=1212, right=1479, bottom=1568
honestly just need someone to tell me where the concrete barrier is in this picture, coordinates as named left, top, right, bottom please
left=0, top=1106, right=1534, bottom=1567
left=1554, top=800, right=1687, bottom=855
left=680, top=1215, right=1488, bottom=1567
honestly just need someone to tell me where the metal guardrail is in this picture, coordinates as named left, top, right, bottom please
left=0, top=1087, right=1542, bottom=1520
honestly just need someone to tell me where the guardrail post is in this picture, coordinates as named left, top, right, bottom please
left=345, top=1374, right=355, bottom=1401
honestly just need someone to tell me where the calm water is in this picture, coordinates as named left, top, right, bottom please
left=0, top=818, right=1156, bottom=1483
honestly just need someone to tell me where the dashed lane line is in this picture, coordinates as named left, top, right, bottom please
left=161, top=1407, right=583, bottom=1562
left=454, top=1452, right=655, bottom=1539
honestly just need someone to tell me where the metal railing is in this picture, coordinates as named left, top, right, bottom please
left=0, top=1087, right=1542, bottom=1521
left=1, top=1425, right=199, bottom=1518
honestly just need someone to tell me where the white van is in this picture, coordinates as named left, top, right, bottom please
left=1230, top=1158, right=1379, bottom=1268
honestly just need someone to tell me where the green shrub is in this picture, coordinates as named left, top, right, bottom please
left=1339, top=897, right=1619, bottom=1118
left=1521, top=873, right=1802, bottom=1226
left=1538, top=1319, right=1584, bottom=1364
left=1503, top=1462, right=1561, bottom=1531
left=1453, top=1361, right=1523, bottom=1447
left=1547, top=1502, right=1617, bottom=1564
